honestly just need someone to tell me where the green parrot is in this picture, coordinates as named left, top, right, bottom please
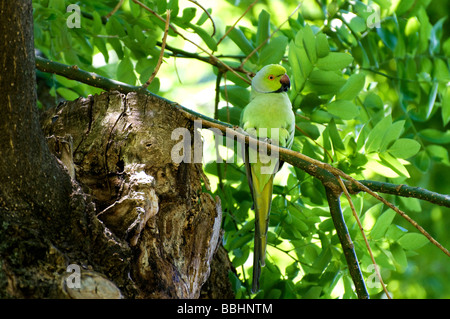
left=240, top=64, right=295, bottom=293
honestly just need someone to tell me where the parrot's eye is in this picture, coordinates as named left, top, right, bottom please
left=268, top=75, right=275, bottom=80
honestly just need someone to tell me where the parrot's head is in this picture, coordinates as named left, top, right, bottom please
left=251, top=64, right=290, bottom=94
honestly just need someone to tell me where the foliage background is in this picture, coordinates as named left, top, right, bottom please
left=32, top=0, right=450, bottom=298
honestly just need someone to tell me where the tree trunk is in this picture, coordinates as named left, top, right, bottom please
left=0, top=0, right=233, bottom=299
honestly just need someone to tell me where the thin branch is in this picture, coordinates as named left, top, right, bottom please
left=239, top=3, right=302, bottom=69
left=105, top=0, right=124, bottom=19
left=295, top=124, right=334, bottom=162
left=187, top=0, right=216, bottom=36
left=337, top=177, right=391, bottom=299
left=131, top=0, right=251, bottom=85
left=143, top=10, right=170, bottom=89
left=334, top=170, right=450, bottom=258
left=325, top=187, right=369, bottom=299
left=347, top=180, right=450, bottom=208
left=216, top=0, right=259, bottom=46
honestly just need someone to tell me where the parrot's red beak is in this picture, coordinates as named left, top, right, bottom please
left=279, top=74, right=290, bottom=92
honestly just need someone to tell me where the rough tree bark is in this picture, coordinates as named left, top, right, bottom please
left=0, top=0, right=233, bottom=299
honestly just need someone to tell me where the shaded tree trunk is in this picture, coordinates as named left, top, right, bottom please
left=0, top=0, right=233, bottom=299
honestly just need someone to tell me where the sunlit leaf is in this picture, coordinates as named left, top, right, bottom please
left=388, top=138, right=421, bottom=159
left=316, top=52, right=353, bottom=71
left=398, top=233, right=429, bottom=250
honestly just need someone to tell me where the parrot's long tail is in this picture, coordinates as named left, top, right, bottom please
left=251, top=172, right=274, bottom=294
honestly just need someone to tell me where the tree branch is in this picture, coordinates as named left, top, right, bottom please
left=35, top=56, right=450, bottom=259
left=347, top=180, right=450, bottom=208
left=325, top=187, right=369, bottom=299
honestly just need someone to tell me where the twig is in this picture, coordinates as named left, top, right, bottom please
left=143, top=10, right=170, bottom=89
left=131, top=0, right=251, bottom=85
left=325, top=187, right=369, bottom=299
left=239, top=3, right=302, bottom=69
left=333, top=169, right=450, bottom=258
left=216, top=0, right=259, bottom=46
left=187, top=0, right=216, bottom=36
left=105, top=0, right=124, bottom=18
left=346, top=180, right=450, bottom=208
left=337, top=177, right=392, bottom=299
left=295, top=124, right=334, bottom=162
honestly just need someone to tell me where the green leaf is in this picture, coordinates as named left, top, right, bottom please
left=364, top=92, right=383, bottom=109
left=290, top=213, right=309, bottom=233
left=424, top=82, right=439, bottom=120
left=379, top=152, right=410, bottom=177
left=167, top=0, right=179, bottom=17
left=288, top=41, right=304, bottom=91
left=49, top=0, right=65, bottom=12
left=327, top=118, right=345, bottom=151
left=301, top=181, right=323, bottom=205
left=388, top=138, right=421, bottom=159
left=315, top=33, right=329, bottom=58
left=398, top=233, right=429, bottom=250
left=56, top=87, right=79, bottom=101
left=258, top=36, right=288, bottom=66
left=227, top=27, right=258, bottom=63
left=405, top=16, right=420, bottom=37
left=391, top=243, right=407, bottom=270
left=93, top=37, right=109, bottom=63
left=316, top=52, right=353, bottom=71
left=336, top=73, right=365, bottom=100
left=92, top=11, right=103, bottom=34
left=189, top=23, right=217, bottom=51
left=430, top=17, right=446, bottom=54
left=228, top=232, right=253, bottom=251
left=231, top=247, right=250, bottom=267
left=426, top=145, right=450, bottom=165
left=348, top=15, right=367, bottom=33
left=414, top=150, right=431, bottom=172
left=311, top=246, right=332, bottom=274
left=327, top=100, right=359, bottom=120
left=370, top=209, right=396, bottom=240
left=307, top=70, right=346, bottom=95
left=179, top=7, right=196, bottom=24
left=220, top=85, right=250, bottom=108
left=418, top=129, right=450, bottom=144
left=376, top=27, right=397, bottom=51
left=196, top=9, right=210, bottom=26
left=296, top=121, right=320, bottom=140
left=379, top=120, right=405, bottom=152
left=117, top=57, right=136, bottom=85
left=290, top=43, right=312, bottom=88
left=365, top=115, right=392, bottom=153
left=106, top=16, right=126, bottom=37
left=256, top=10, right=270, bottom=48
left=108, top=37, right=124, bottom=59
left=385, top=224, right=407, bottom=242
left=302, top=25, right=317, bottom=64
left=441, top=86, right=450, bottom=126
